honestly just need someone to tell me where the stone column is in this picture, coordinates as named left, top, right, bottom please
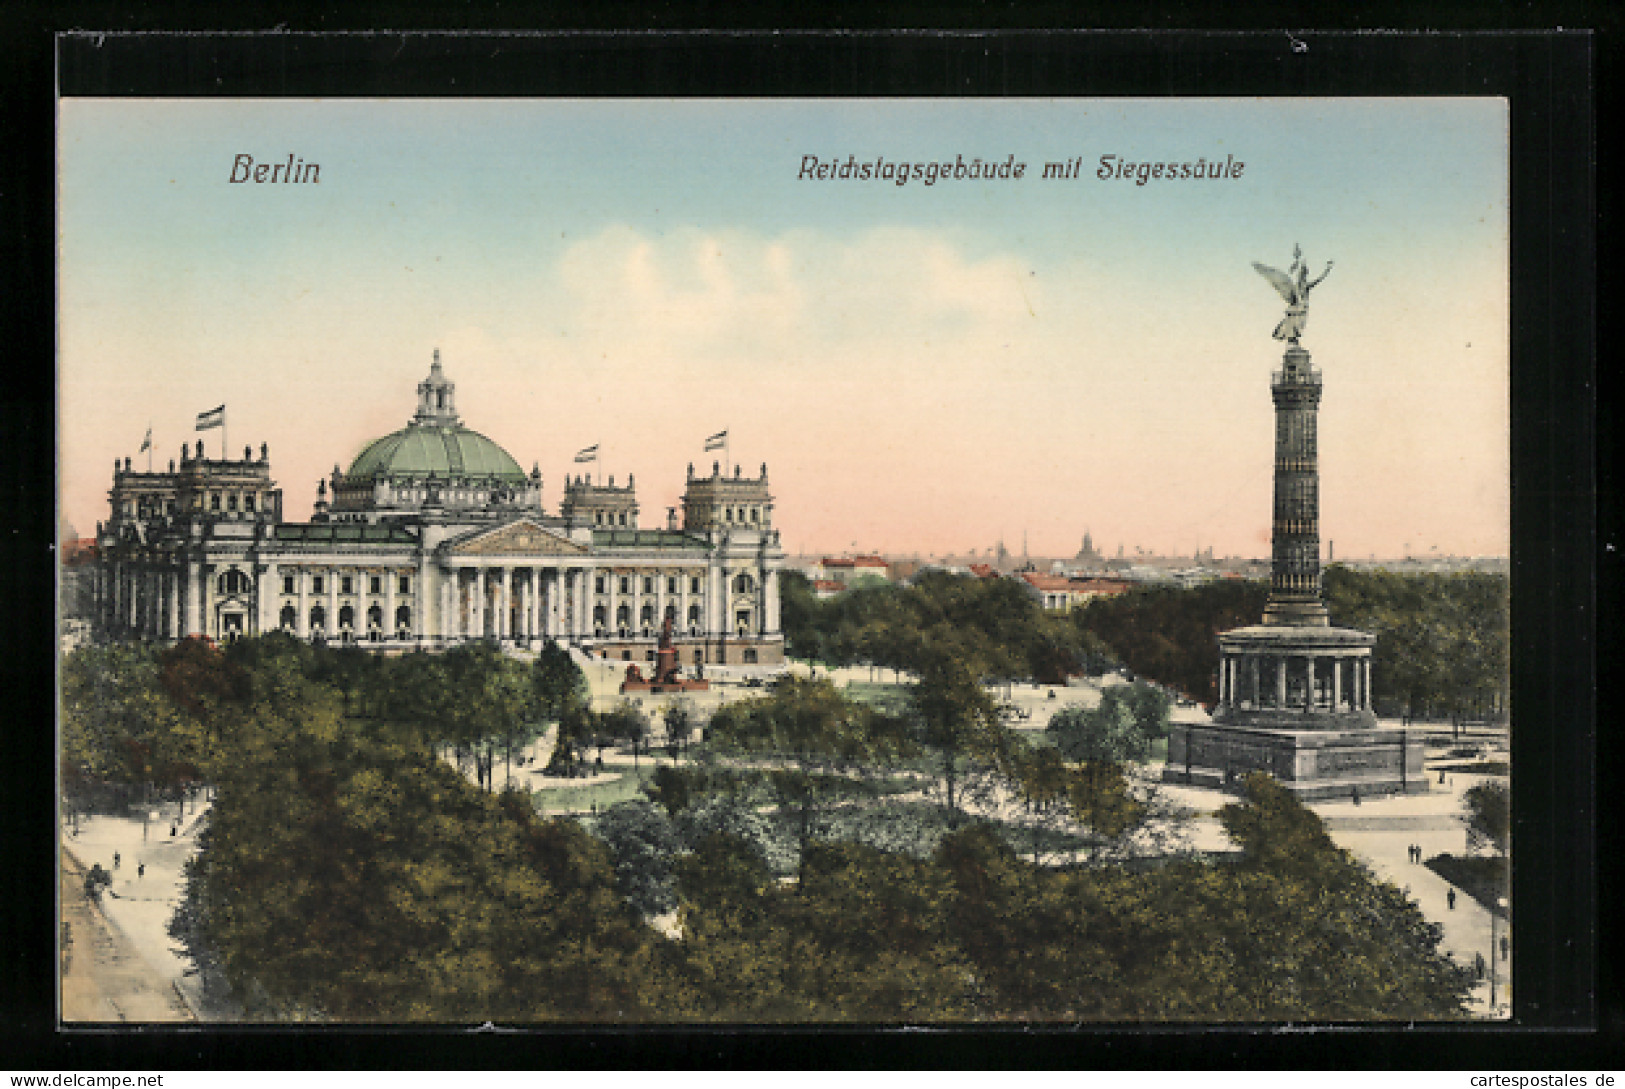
left=167, top=570, right=180, bottom=638
left=326, top=567, right=338, bottom=639
left=297, top=569, right=309, bottom=638
left=765, top=568, right=781, bottom=633
left=708, top=563, right=725, bottom=637
left=500, top=567, right=512, bottom=640
left=416, top=556, right=430, bottom=642
left=1332, top=655, right=1343, bottom=710
left=385, top=568, right=396, bottom=639
left=1275, top=657, right=1288, bottom=708
left=1304, top=655, right=1316, bottom=711
left=441, top=574, right=454, bottom=642
left=201, top=563, right=215, bottom=640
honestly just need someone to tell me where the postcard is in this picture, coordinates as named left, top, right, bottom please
left=58, top=91, right=1516, bottom=1025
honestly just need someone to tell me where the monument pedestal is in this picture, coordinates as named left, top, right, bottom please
left=1164, top=721, right=1427, bottom=801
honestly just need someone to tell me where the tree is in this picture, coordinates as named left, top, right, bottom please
left=706, top=677, right=915, bottom=870
left=677, top=793, right=795, bottom=875
left=909, top=637, right=1014, bottom=829
left=1462, top=781, right=1510, bottom=855
left=532, top=640, right=587, bottom=720
left=594, top=798, right=682, bottom=916
left=1046, top=699, right=1150, bottom=765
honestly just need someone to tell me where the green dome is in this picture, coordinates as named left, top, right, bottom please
left=347, top=423, right=528, bottom=483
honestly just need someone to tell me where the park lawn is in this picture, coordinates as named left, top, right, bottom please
left=532, top=763, right=661, bottom=814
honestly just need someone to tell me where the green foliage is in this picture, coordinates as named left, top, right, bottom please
left=532, top=640, right=588, bottom=720
left=663, top=788, right=1472, bottom=1021
left=1066, top=567, right=1510, bottom=718
left=1071, top=580, right=1268, bottom=704
left=1047, top=699, right=1150, bottom=765
left=676, top=793, right=797, bottom=876
left=1462, top=781, right=1510, bottom=855
left=782, top=569, right=1088, bottom=682
left=910, top=644, right=1019, bottom=828
left=707, top=677, right=918, bottom=867
left=75, top=632, right=1475, bottom=1022
left=62, top=641, right=216, bottom=794
left=178, top=655, right=668, bottom=1020
left=670, top=834, right=978, bottom=1021
left=593, top=799, right=682, bottom=916
left=1324, top=565, right=1509, bottom=719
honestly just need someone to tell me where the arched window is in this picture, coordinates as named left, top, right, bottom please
left=279, top=605, right=297, bottom=630
left=395, top=605, right=411, bottom=633
left=310, top=605, right=326, bottom=631
left=736, top=609, right=752, bottom=635
left=367, top=604, right=383, bottom=629
left=593, top=604, right=607, bottom=626
left=733, top=573, right=755, bottom=595
left=210, top=494, right=221, bottom=511
left=616, top=604, right=631, bottom=627
left=750, top=508, right=759, bottom=522
left=640, top=604, right=654, bottom=627
left=338, top=604, right=355, bottom=631
left=687, top=604, right=701, bottom=633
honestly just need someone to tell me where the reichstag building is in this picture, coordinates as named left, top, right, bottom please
left=93, top=352, right=786, bottom=666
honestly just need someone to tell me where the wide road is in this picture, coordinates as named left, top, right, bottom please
left=59, top=847, right=193, bottom=1023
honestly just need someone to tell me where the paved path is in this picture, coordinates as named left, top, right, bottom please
left=61, top=796, right=212, bottom=1019
left=1158, top=770, right=1510, bottom=1018
left=1307, top=776, right=1510, bottom=1018
left=59, top=845, right=193, bottom=1023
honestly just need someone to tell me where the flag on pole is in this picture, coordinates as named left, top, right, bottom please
left=196, top=405, right=226, bottom=431
left=574, top=444, right=599, bottom=463
left=138, top=426, right=152, bottom=453
left=704, top=430, right=728, bottom=451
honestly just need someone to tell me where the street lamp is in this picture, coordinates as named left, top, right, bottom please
left=1490, top=896, right=1509, bottom=1014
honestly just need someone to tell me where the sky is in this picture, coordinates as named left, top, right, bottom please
left=58, top=98, right=1509, bottom=560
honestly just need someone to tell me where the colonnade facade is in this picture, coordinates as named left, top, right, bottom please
left=95, top=536, right=785, bottom=665
left=1216, top=648, right=1373, bottom=714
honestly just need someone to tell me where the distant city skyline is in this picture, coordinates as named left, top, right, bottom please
left=59, top=98, right=1508, bottom=559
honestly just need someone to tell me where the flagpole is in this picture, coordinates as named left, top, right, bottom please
left=147, top=423, right=153, bottom=472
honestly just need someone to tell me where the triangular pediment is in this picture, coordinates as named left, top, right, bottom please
left=448, top=519, right=589, bottom=557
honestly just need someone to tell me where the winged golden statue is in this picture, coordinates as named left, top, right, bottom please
left=1253, top=244, right=1333, bottom=344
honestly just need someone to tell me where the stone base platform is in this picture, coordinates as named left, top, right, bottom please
left=1164, top=721, right=1428, bottom=802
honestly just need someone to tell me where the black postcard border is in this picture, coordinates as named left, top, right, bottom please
left=3, top=21, right=1606, bottom=1071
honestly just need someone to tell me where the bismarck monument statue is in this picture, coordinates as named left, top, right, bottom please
left=1164, top=247, right=1426, bottom=801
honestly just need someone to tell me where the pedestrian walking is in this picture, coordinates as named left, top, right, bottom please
left=112, top=851, right=120, bottom=869
left=1501, top=935, right=1509, bottom=961
left=1474, top=953, right=1486, bottom=980
left=1447, top=888, right=1456, bottom=910
left=137, top=862, right=145, bottom=878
